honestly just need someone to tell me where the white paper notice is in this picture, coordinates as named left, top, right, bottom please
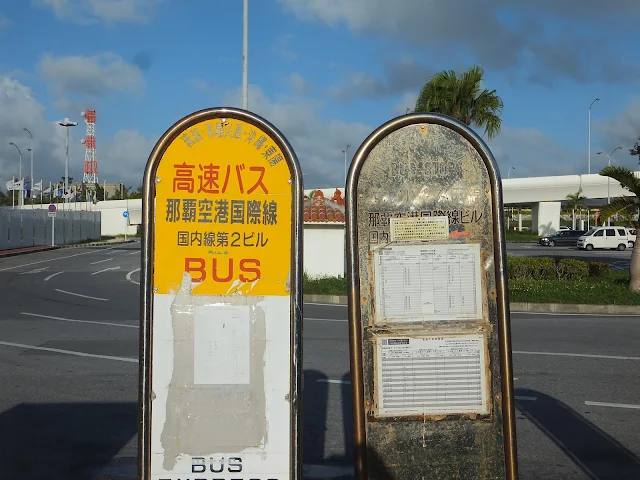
left=373, top=243, right=483, bottom=322
left=193, top=305, right=251, bottom=385
left=375, top=335, right=488, bottom=416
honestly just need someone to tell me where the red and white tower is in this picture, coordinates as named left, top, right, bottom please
left=80, top=109, right=98, bottom=184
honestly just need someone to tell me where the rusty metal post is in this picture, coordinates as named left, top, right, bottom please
left=345, top=113, right=518, bottom=479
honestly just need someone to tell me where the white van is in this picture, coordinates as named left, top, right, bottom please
left=576, top=226, right=636, bottom=251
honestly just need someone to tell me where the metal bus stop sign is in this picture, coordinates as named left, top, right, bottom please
left=138, top=107, right=303, bottom=480
left=345, top=113, right=518, bottom=479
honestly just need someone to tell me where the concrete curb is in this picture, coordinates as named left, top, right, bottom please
left=0, top=246, right=60, bottom=258
left=302, top=295, right=639, bottom=315
left=60, top=239, right=137, bottom=248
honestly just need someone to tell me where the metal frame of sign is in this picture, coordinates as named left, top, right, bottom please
left=345, top=113, right=518, bottom=479
left=138, top=107, right=304, bottom=480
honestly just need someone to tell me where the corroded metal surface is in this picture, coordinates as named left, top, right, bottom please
left=346, top=115, right=517, bottom=479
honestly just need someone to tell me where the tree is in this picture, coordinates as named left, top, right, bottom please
left=128, top=184, right=143, bottom=199
left=414, top=65, right=503, bottom=140
left=599, top=166, right=640, bottom=291
left=566, top=188, right=587, bottom=230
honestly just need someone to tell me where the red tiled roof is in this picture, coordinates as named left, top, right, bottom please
left=303, top=189, right=345, bottom=223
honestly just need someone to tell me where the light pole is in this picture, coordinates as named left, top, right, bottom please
left=9, top=142, right=23, bottom=207
left=343, top=144, right=351, bottom=186
left=23, top=128, right=33, bottom=207
left=58, top=117, right=78, bottom=203
left=588, top=98, right=600, bottom=174
left=597, top=146, right=622, bottom=225
left=508, top=166, right=515, bottom=179
left=242, top=0, right=248, bottom=109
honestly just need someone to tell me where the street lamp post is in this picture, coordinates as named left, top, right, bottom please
left=508, top=166, right=515, bottom=179
left=9, top=142, right=23, bottom=207
left=597, top=146, right=622, bottom=226
left=343, top=144, right=351, bottom=186
left=242, top=0, right=248, bottom=110
left=23, top=128, right=33, bottom=207
left=588, top=98, right=600, bottom=174
left=58, top=118, right=78, bottom=203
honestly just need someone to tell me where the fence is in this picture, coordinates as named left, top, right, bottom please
left=0, top=207, right=101, bottom=250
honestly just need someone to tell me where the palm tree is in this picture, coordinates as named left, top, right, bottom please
left=566, top=188, right=587, bottom=230
left=414, top=65, right=503, bottom=140
left=599, top=166, right=640, bottom=291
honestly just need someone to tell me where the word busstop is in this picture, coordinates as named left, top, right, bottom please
left=345, top=113, right=519, bottom=479
left=138, top=107, right=304, bottom=480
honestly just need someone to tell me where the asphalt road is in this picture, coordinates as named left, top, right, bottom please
left=506, top=242, right=633, bottom=271
left=0, top=245, right=639, bottom=479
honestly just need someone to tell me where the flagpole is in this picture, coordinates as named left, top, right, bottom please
left=12, top=177, right=15, bottom=209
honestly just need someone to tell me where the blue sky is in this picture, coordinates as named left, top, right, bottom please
left=1, top=0, right=639, bottom=190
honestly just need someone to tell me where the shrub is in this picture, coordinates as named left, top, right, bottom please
left=555, top=258, right=589, bottom=280
left=588, top=261, right=611, bottom=277
left=507, top=256, right=608, bottom=281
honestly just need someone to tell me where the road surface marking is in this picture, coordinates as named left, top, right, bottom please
left=126, top=267, right=140, bottom=285
left=0, top=247, right=116, bottom=272
left=21, top=312, right=138, bottom=329
left=305, top=302, right=348, bottom=307
left=44, top=271, right=64, bottom=282
left=512, top=311, right=640, bottom=318
left=515, top=395, right=537, bottom=401
left=91, top=266, right=121, bottom=275
left=90, top=257, right=113, bottom=265
left=585, top=401, right=640, bottom=410
left=20, top=266, right=50, bottom=275
left=513, top=350, right=640, bottom=361
left=128, top=251, right=139, bottom=255
left=305, top=317, right=347, bottom=323
left=55, top=288, right=109, bottom=302
left=0, top=340, right=137, bottom=363
left=317, top=378, right=351, bottom=385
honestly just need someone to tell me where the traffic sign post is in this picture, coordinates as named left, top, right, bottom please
left=345, top=113, right=518, bottom=479
left=48, top=204, right=57, bottom=245
left=123, top=210, right=129, bottom=242
left=139, top=108, right=303, bottom=480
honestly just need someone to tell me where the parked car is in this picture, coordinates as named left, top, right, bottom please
left=576, top=226, right=637, bottom=251
left=538, top=229, right=586, bottom=247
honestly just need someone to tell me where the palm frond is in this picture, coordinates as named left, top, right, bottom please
left=600, top=166, right=640, bottom=195
left=599, top=196, right=639, bottom=221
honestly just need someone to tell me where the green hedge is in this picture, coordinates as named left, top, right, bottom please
left=507, top=256, right=609, bottom=281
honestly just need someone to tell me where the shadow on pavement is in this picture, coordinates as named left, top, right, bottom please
left=0, top=402, right=137, bottom=480
left=515, top=388, right=640, bottom=479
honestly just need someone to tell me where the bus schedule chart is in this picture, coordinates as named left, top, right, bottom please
left=373, top=243, right=483, bottom=323
left=374, top=335, right=489, bottom=417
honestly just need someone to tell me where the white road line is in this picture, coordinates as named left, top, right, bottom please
left=513, top=350, right=640, bottom=361
left=0, top=247, right=116, bottom=272
left=20, top=266, right=50, bottom=275
left=305, top=302, right=348, bottom=307
left=91, top=266, right=121, bottom=275
left=585, top=401, right=640, bottom=410
left=512, top=311, right=640, bottom=318
left=21, top=312, right=138, bottom=329
left=90, top=257, right=113, bottom=265
left=44, top=271, right=64, bottom=282
left=514, top=395, right=537, bottom=401
left=55, top=289, right=109, bottom=302
left=305, top=317, right=347, bottom=323
left=128, top=251, right=139, bottom=255
left=316, top=378, right=351, bottom=385
left=0, top=340, right=137, bottom=363
left=126, top=267, right=140, bottom=285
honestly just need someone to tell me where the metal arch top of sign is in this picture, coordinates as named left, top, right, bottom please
left=123, top=210, right=129, bottom=218
left=345, top=113, right=518, bottom=480
left=138, top=107, right=304, bottom=480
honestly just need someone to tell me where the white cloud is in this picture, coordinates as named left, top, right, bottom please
left=0, top=75, right=153, bottom=190
left=39, top=53, right=144, bottom=97
left=221, top=83, right=373, bottom=188
left=35, top=0, right=164, bottom=24
left=594, top=98, right=640, bottom=170
left=287, top=73, right=308, bottom=95
left=0, top=13, right=10, bottom=31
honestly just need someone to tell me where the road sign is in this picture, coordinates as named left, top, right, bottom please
left=123, top=210, right=129, bottom=218
left=345, top=113, right=518, bottom=480
left=48, top=204, right=57, bottom=213
left=139, top=108, right=303, bottom=480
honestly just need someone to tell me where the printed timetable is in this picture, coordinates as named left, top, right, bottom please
left=373, top=243, right=483, bottom=322
left=374, top=335, right=489, bottom=416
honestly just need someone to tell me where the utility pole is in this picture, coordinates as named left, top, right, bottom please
left=58, top=117, right=78, bottom=203
left=24, top=128, right=34, bottom=207
left=242, top=0, right=248, bottom=110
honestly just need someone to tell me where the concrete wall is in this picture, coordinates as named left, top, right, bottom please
left=531, top=202, right=562, bottom=236
left=303, top=223, right=345, bottom=278
left=0, top=207, right=101, bottom=249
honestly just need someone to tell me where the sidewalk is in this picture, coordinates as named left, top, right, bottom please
left=0, top=245, right=59, bottom=258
